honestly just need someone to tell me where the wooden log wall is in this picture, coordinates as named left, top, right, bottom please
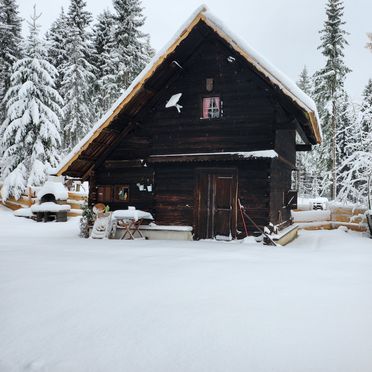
left=236, top=160, right=271, bottom=235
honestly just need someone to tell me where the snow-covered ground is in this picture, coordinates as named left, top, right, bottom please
left=1, top=205, right=372, bottom=372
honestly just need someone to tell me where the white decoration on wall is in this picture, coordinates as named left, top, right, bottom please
left=165, top=93, right=183, bottom=113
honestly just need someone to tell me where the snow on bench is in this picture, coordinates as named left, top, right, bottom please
left=31, top=202, right=71, bottom=213
left=112, top=209, right=153, bottom=221
left=291, top=210, right=331, bottom=223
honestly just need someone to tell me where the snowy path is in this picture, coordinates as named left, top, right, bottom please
left=0, top=206, right=372, bottom=372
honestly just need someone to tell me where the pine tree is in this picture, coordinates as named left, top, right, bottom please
left=0, top=6, right=63, bottom=200
left=92, top=9, right=120, bottom=119
left=60, top=0, right=96, bottom=151
left=112, top=0, right=153, bottom=91
left=0, top=0, right=22, bottom=126
left=336, top=93, right=357, bottom=194
left=337, top=81, right=372, bottom=204
left=296, top=66, right=318, bottom=197
left=360, top=79, right=372, bottom=135
left=45, top=8, right=68, bottom=91
left=297, top=66, right=312, bottom=96
left=313, top=0, right=351, bottom=199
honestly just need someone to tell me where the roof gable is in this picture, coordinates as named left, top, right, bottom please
left=55, top=5, right=321, bottom=177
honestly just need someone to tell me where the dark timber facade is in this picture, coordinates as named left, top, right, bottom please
left=56, top=7, right=321, bottom=240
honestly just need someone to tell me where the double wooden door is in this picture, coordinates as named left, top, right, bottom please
left=195, top=168, right=238, bottom=240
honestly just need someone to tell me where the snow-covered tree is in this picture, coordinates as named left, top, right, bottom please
left=112, top=0, right=153, bottom=90
left=60, top=0, right=96, bottom=151
left=366, top=33, right=372, bottom=51
left=297, top=66, right=312, bottom=96
left=0, top=0, right=22, bottom=125
left=0, top=6, right=63, bottom=200
left=337, top=81, right=372, bottom=204
left=336, top=94, right=358, bottom=193
left=296, top=66, right=317, bottom=197
left=92, top=9, right=120, bottom=119
left=46, top=7, right=69, bottom=91
left=360, top=79, right=372, bottom=135
left=313, top=0, right=351, bottom=199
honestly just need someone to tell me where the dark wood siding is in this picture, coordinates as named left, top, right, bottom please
left=237, top=160, right=271, bottom=235
left=269, top=128, right=297, bottom=226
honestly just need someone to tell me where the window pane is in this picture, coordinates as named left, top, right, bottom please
left=115, top=185, right=129, bottom=201
left=202, top=97, right=220, bottom=119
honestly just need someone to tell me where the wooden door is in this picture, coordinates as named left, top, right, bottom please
left=195, top=169, right=237, bottom=240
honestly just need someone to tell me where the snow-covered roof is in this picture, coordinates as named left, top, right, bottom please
left=55, top=5, right=321, bottom=177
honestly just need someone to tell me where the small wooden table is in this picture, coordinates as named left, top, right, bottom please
left=111, top=209, right=154, bottom=240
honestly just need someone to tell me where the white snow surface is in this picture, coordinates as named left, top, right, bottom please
left=13, top=207, right=34, bottom=218
left=54, top=5, right=319, bottom=176
left=112, top=209, right=153, bottom=221
left=1, top=205, right=371, bottom=372
left=36, top=181, right=68, bottom=201
left=291, top=210, right=331, bottom=222
left=30, top=202, right=71, bottom=213
left=143, top=223, right=193, bottom=232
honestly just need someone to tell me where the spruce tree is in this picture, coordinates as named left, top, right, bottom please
left=313, top=0, right=351, bottom=199
left=0, top=0, right=22, bottom=125
left=60, top=0, right=96, bottom=151
left=360, top=79, right=372, bottom=136
left=336, top=93, right=357, bottom=195
left=46, top=8, right=69, bottom=92
left=112, top=0, right=153, bottom=91
left=337, top=81, right=372, bottom=204
left=297, top=66, right=312, bottom=96
left=296, top=66, right=317, bottom=197
left=92, top=9, right=120, bottom=119
left=0, top=6, right=63, bottom=200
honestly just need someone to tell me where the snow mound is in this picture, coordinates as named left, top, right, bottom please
left=112, top=209, right=153, bottom=221
left=31, top=202, right=71, bottom=213
left=291, top=210, right=331, bottom=222
left=37, top=181, right=68, bottom=201
left=14, top=207, right=34, bottom=218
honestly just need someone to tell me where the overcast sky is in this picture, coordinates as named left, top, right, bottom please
left=17, top=0, right=372, bottom=102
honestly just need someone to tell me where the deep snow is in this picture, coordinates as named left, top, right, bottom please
left=0, top=205, right=372, bottom=372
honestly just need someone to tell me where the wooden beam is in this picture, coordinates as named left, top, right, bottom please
left=104, top=159, right=145, bottom=169
left=296, top=144, right=312, bottom=152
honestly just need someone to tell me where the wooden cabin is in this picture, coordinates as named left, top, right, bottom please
left=55, top=6, right=321, bottom=240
